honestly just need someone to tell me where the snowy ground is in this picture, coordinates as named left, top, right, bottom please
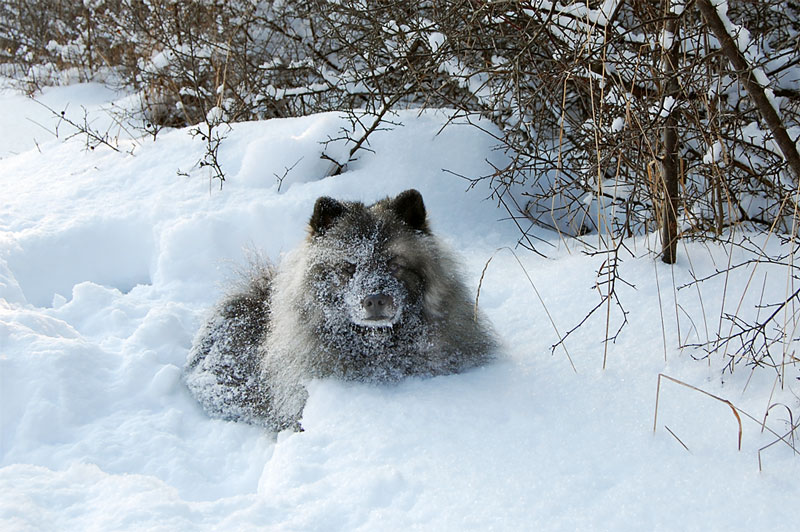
left=1, top=82, right=798, bottom=531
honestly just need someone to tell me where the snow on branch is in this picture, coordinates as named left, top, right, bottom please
left=696, top=0, right=800, bottom=181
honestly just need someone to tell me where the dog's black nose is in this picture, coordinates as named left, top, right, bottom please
left=362, top=293, right=395, bottom=319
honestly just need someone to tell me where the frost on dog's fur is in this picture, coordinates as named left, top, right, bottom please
left=184, top=189, right=497, bottom=431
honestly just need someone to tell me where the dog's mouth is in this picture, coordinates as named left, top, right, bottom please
left=351, top=309, right=402, bottom=329
left=360, top=316, right=396, bottom=327
left=352, top=312, right=400, bottom=328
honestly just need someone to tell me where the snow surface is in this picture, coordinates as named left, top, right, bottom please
left=1, top=82, right=798, bottom=531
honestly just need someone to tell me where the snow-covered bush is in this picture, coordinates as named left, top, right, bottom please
left=5, top=1, right=800, bottom=363
left=419, top=1, right=800, bottom=240
left=8, top=0, right=798, bottom=240
left=1, top=0, right=126, bottom=87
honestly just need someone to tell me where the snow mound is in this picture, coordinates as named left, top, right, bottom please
left=1, top=84, right=798, bottom=531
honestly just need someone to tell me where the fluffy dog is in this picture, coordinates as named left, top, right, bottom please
left=184, top=189, right=496, bottom=430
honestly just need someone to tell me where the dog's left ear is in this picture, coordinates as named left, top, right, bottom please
left=309, top=196, right=347, bottom=236
left=389, top=189, right=428, bottom=232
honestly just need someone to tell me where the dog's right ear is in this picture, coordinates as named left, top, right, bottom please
left=389, top=189, right=429, bottom=233
left=309, top=196, right=347, bottom=236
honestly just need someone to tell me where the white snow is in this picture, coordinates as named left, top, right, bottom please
left=650, top=95, right=677, bottom=118
left=670, top=0, right=687, bottom=16
left=703, top=140, right=724, bottom=164
left=1, top=82, right=798, bottom=531
left=710, top=0, right=781, bottom=113
left=660, top=30, right=675, bottom=51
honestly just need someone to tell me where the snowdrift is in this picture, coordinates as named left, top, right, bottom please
left=1, top=84, right=797, bottom=531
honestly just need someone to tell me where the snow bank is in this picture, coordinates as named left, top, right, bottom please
left=1, top=84, right=798, bottom=531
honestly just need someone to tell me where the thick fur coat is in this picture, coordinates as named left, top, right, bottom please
left=184, top=189, right=496, bottom=430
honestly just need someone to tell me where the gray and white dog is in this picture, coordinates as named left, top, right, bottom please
left=184, top=189, right=496, bottom=430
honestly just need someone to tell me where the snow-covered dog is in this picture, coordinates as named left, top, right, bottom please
left=184, top=189, right=496, bottom=430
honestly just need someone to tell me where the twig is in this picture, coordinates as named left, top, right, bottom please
left=476, top=247, right=576, bottom=373
left=664, top=425, right=692, bottom=453
left=33, top=99, right=121, bottom=153
left=654, top=373, right=743, bottom=451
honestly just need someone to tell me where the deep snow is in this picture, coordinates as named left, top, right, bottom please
left=0, top=82, right=798, bottom=531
